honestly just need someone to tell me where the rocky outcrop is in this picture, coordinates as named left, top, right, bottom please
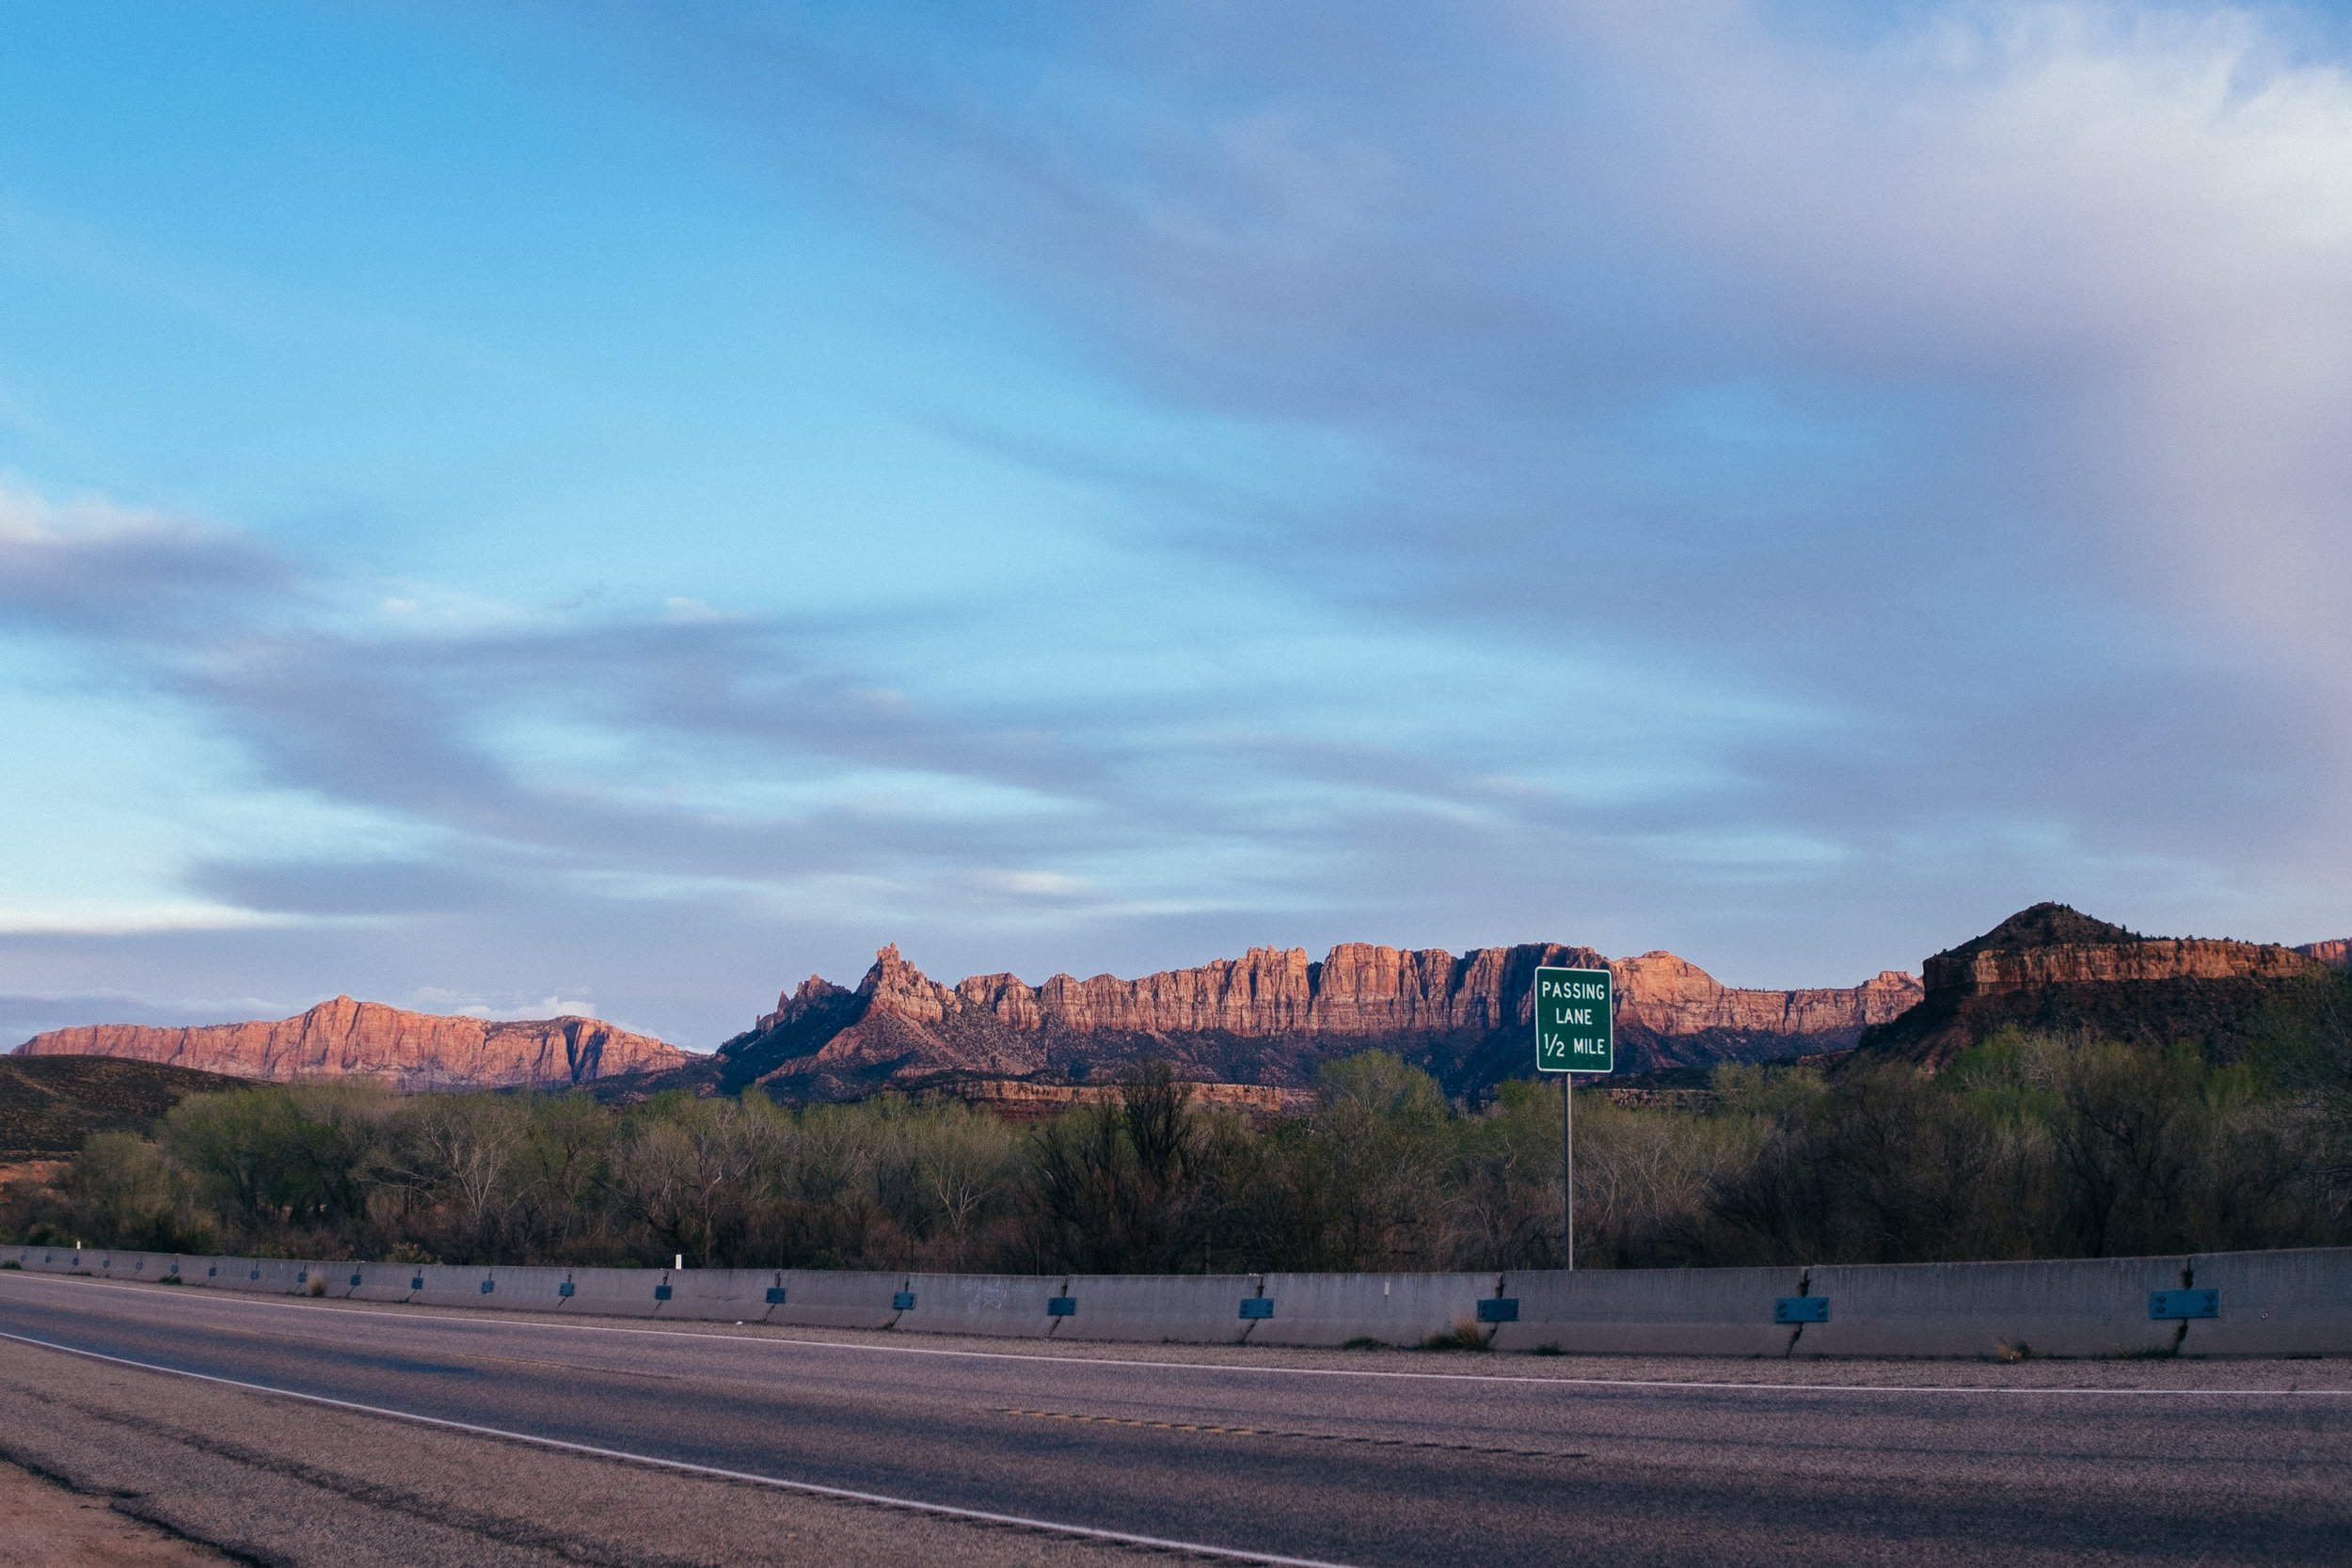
left=1613, top=953, right=1918, bottom=1058
left=14, top=997, right=693, bottom=1092
left=707, top=942, right=1918, bottom=1102
left=1857, top=904, right=2330, bottom=1070
left=2299, top=939, right=2351, bottom=970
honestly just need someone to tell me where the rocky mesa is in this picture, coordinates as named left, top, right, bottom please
left=14, top=996, right=694, bottom=1093
left=699, top=941, right=1921, bottom=1101
left=1854, top=903, right=2333, bottom=1070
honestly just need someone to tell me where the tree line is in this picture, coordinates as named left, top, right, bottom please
left=11, top=974, right=2352, bottom=1273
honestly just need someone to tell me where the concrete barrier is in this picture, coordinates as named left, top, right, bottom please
left=9, top=1241, right=2349, bottom=1356
left=764, top=1269, right=914, bottom=1331
left=26, top=1246, right=84, bottom=1275
left=1800, top=1257, right=2185, bottom=1358
left=342, top=1262, right=421, bottom=1304
left=216, top=1257, right=313, bottom=1295
left=547, top=1266, right=665, bottom=1319
left=409, top=1263, right=570, bottom=1312
left=2181, top=1247, right=2352, bottom=1356
left=1248, top=1271, right=1497, bottom=1348
left=1034, top=1274, right=1264, bottom=1343
left=891, top=1271, right=1069, bottom=1338
left=658, top=1267, right=787, bottom=1323
left=1484, top=1266, right=1800, bottom=1355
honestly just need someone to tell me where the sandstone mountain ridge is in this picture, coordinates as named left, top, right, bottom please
left=698, top=941, right=1923, bottom=1101
left=1857, top=903, right=2336, bottom=1069
left=14, top=996, right=692, bottom=1093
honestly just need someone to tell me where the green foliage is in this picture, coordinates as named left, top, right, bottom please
left=1698, top=1032, right=2337, bottom=1264
left=2249, top=969, right=2352, bottom=1183
left=64, top=1132, right=214, bottom=1253
left=6, top=1037, right=2344, bottom=1270
left=1710, top=1062, right=1829, bottom=1122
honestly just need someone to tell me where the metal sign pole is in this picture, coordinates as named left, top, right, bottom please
left=1534, top=963, right=1611, bottom=1276
left=1563, top=1071, right=1574, bottom=1272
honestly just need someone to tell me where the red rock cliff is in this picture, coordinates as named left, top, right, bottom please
left=1925, top=940, right=2316, bottom=993
left=726, top=941, right=1916, bottom=1099
left=15, top=997, right=693, bottom=1092
left=1613, top=952, right=1919, bottom=1039
left=758, top=942, right=1913, bottom=1046
left=1858, top=903, right=2330, bottom=1069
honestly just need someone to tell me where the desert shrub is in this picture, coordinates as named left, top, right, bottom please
left=33, top=1036, right=2344, bottom=1273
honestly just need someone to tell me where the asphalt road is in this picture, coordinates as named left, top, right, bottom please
left=2, top=1271, right=2347, bottom=1567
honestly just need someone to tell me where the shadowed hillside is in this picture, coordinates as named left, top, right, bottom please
left=0, top=1055, right=252, bottom=1160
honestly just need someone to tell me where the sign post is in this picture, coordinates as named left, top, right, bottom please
left=1534, top=965, right=1613, bottom=1271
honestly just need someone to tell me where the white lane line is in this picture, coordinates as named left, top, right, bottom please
left=0, top=1327, right=1358, bottom=1568
left=5, top=1270, right=2345, bottom=1398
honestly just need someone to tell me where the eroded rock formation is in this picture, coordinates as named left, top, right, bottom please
left=14, top=997, right=692, bottom=1092
left=707, top=941, right=1920, bottom=1101
left=1856, top=903, right=2331, bottom=1070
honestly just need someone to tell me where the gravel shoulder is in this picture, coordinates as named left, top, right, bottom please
left=0, top=1455, right=235, bottom=1567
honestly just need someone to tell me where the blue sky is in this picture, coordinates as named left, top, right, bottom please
left=5, top=0, right=2351, bottom=1048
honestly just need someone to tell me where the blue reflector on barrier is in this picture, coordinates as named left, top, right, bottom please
left=250, top=1269, right=260, bottom=1280
left=1477, top=1298, right=1519, bottom=1323
left=295, top=1270, right=306, bottom=1283
left=766, top=1287, right=787, bottom=1305
left=1774, top=1296, right=1830, bottom=1323
left=655, top=1285, right=673, bottom=1301
left=1239, top=1298, right=1275, bottom=1320
left=135, top=1260, right=143, bottom=1270
left=207, top=1266, right=216, bottom=1277
left=892, top=1291, right=916, bottom=1310
left=411, top=1276, right=423, bottom=1291
left=1048, top=1296, right=1076, bottom=1317
left=559, top=1282, right=575, bottom=1297
left=480, top=1279, right=495, bottom=1294
left=2151, top=1289, right=2218, bottom=1320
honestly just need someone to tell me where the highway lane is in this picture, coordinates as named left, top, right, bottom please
left=3, top=1271, right=2348, bottom=1566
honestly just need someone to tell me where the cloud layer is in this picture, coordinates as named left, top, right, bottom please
left=4, top=2, right=2350, bottom=1046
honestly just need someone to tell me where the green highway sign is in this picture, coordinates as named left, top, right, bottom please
left=1534, top=966, right=1613, bottom=1074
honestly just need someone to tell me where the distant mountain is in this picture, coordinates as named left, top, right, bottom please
left=0, top=1055, right=251, bottom=1160
left=1854, top=902, right=2331, bottom=1069
left=13, top=996, right=693, bottom=1093
left=675, top=942, right=1921, bottom=1102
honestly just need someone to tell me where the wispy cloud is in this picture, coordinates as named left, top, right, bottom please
left=0, top=483, right=289, bottom=637
left=5, top=4, right=2351, bottom=1048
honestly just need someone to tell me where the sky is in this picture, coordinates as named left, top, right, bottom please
left=5, top=0, right=2352, bottom=1050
